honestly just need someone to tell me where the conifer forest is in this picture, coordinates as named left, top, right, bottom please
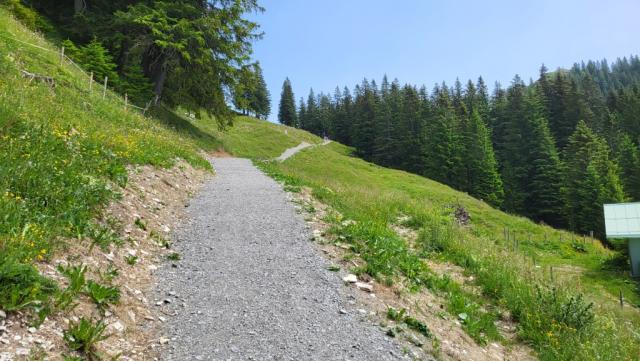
left=280, top=59, right=640, bottom=239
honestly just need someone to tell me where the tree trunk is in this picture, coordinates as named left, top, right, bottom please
left=74, top=0, right=84, bottom=13
left=152, top=65, right=167, bottom=101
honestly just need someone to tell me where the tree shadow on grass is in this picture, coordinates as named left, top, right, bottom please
left=150, top=106, right=223, bottom=151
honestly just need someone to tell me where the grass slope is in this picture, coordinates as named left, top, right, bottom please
left=3, top=4, right=640, bottom=359
left=181, top=115, right=640, bottom=360
left=0, top=7, right=214, bottom=314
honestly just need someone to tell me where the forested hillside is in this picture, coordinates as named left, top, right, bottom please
left=14, top=0, right=270, bottom=123
left=283, top=58, right=640, bottom=239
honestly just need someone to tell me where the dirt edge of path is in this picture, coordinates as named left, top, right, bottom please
left=0, top=160, right=209, bottom=361
left=285, top=186, right=537, bottom=361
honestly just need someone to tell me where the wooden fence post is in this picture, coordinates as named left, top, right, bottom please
left=89, top=72, right=93, bottom=91
left=124, top=93, right=128, bottom=111
left=103, top=76, right=108, bottom=99
left=620, top=290, right=624, bottom=308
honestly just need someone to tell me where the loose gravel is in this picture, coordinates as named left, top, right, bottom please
left=155, top=157, right=407, bottom=360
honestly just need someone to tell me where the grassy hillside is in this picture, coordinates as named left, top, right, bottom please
left=170, top=114, right=640, bottom=360
left=0, top=6, right=217, bottom=315
left=3, top=4, right=640, bottom=360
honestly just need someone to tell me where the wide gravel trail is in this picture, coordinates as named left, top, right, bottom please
left=155, top=157, right=406, bottom=360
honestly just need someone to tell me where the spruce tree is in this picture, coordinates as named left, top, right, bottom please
left=250, top=64, right=271, bottom=119
left=297, top=98, right=306, bottom=129
left=425, top=86, right=458, bottom=185
left=464, top=109, right=504, bottom=206
left=278, top=78, right=297, bottom=126
left=564, top=121, right=625, bottom=237
left=617, top=135, right=640, bottom=200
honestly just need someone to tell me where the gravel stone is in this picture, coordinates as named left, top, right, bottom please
left=155, top=158, right=405, bottom=360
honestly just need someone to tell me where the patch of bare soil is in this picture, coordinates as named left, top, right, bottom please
left=288, top=187, right=536, bottom=361
left=0, top=160, right=209, bottom=361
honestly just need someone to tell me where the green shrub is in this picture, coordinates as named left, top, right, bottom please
left=63, top=318, right=109, bottom=357
left=56, top=264, right=88, bottom=310
left=0, top=254, right=57, bottom=311
left=85, top=281, right=120, bottom=309
left=62, top=38, right=120, bottom=90
left=2, top=0, right=51, bottom=32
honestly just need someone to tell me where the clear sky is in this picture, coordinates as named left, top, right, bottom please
left=248, top=0, right=639, bottom=122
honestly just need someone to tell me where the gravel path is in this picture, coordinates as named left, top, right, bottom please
left=275, top=142, right=312, bottom=162
left=155, top=157, right=406, bottom=360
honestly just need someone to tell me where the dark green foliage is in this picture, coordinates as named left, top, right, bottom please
left=26, top=0, right=263, bottom=127
left=278, top=78, right=297, bottom=126
left=617, top=135, right=640, bottom=200
left=461, top=109, right=504, bottom=206
left=387, top=307, right=432, bottom=338
left=235, top=63, right=270, bottom=119
left=62, top=38, right=120, bottom=91
left=564, top=121, right=624, bottom=237
left=294, top=55, right=640, bottom=239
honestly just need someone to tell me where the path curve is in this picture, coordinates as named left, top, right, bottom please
left=276, top=142, right=312, bottom=162
left=155, top=157, right=405, bottom=360
left=276, top=139, right=332, bottom=162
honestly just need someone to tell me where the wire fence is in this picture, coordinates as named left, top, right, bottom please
left=0, top=32, right=154, bottom=116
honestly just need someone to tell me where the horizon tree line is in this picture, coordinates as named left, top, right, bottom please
left=278, top=56, right=640, bottom=239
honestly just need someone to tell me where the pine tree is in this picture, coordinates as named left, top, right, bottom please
left=564, top=121, right=625, bottom=237
left=351, top=80, right=378, bottom=159
left=617, top=135, right=640, bottom=200
left=464, top=109, right=504, bottom=206
left=250, top=64, right=271, bottom=119
left=278, top=78, right=297, bottom=126
left=297, top=97, right=306, bottom=129
left=500, top=78, right=565, bottom=225
left=424, top=85, right=458, bottom=185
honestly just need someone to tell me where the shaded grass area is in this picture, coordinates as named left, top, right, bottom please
left=253, top=142, right=640, bottom=360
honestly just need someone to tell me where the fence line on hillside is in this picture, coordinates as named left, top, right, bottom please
left=1, top=32, right=153, bottom=115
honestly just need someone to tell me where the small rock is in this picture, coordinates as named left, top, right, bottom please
left=163, top=298, right=172, bottom=304
left=339, top=309, right=348, bottom=315
left=158, top=317, right=166, bottom=323
left=109, top=321, right=125, bottom=333
left=0, top=310, right=5, bottom=319
left=357, top=309, right=367, bottom=315
left=407, top=334, right=423, bottom=347
left=342, top=274, right=358, bottom=283
left=27, top=327, right=37, bottom=334
left=355, top=282, right=373, bottom=292
left=159, top=337, right=170, bottom=345
left=105, top=310, right=113, bottom=317
left=16, top=348, right=29, bottom=356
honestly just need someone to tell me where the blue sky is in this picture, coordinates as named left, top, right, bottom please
left=248, top=0, right=639, bottom=122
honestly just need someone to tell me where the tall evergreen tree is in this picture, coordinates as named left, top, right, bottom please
left=617, top=135, right=640, bottom=200
left=564, top=121, right=625, bottom=237
left=250, top=65, right=271, bottom=119
left=463, top=109, right=504, bottom=206
left=278, top=78, right=297, bottom=126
